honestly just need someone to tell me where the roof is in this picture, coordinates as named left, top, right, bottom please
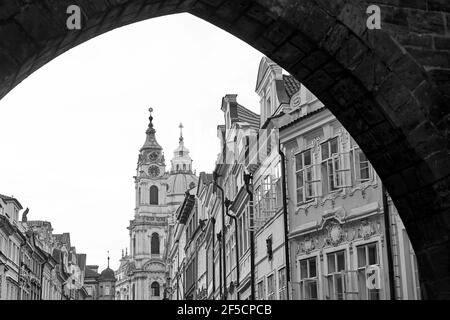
left=99, top=267, right=116, bottom=281
left=84, top=266, right=100, bottom=279
left=283, top=75, right=301, bottom=98
left=280, top=106, right=327, bottom=130
left=0, top=194, right=23, bottom=209
left=77, top=253, right=86, bottom=271
left=234, top=103, right=260, bottom=129
left=53, top=233, right=71, bottom=247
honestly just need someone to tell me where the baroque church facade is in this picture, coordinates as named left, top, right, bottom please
left=115, top=109, right=197, bottom=300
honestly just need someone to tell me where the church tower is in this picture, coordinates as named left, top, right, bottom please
left=115, top=108, right=198, bottom=300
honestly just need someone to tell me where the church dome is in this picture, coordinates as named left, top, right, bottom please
left=166, top=173, right=197, bottom=195
left=99, top=267, right=116, bottom=281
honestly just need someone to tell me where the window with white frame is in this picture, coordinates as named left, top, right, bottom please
left=320, top=137, right=341, bottom=194
left=295, top=149, right=317, bottom=204
left=278, top=267, right=287, bottom=300
left=267, top=274, right=275, bottom=300
left=357, top=242, right=380, bottom=300
left=257, top=280, right=265, bottom=300
left=350, top=139, right=373, bottom=184
left=299, top=257, right=318, bottom=300
left=238, top=210, right=249, bottom=257
left=273, top=161, right=282, bottom=209
left=230, top=232, right=236, bottom=268
left=325, top=251, right=346, bottom=300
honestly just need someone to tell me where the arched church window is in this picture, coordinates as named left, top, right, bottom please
left=150, top=185, right=158, bottom=205
left=151, top=281, right=160, bottom=296
left=133, top=236, right=136, bottom=255
left=183, top=164, right=186, bottom=171
left=138, top=187, right=141, bottom=204
left=177, top=164, right=179, bottom=171
left=151, top=233, right=160, bottom=254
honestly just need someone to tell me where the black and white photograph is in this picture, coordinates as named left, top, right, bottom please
left=0, top=0, right=449, bottom=310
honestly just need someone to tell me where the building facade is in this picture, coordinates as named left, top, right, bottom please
left=164, top=56, right=422, bottom=301
left=115, top=109, right=197, bottom=300
left=1, top=194, right=90, bottom=300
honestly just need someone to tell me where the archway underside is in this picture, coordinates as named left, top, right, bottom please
left=0, top=0, right=449, bottom=299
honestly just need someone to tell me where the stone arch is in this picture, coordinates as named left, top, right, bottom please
left=0, top=0, right=449, bottom=298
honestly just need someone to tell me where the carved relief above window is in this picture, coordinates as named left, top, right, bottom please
left=325, top=220, right=345, bottom=247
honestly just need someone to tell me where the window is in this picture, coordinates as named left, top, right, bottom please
left=230, top=232, right=236, bottom=268
left=239, top=209, right=249, bottom=257
left=357, top=242, right=380, bottom=300
left=138, top=187, right=141, bottom=204
left=104, top=285, right=110, bottom=296
left=326, top=251, right=346, bottom=300
left=352, top=146, right=372, bottom=184
left=255, top=176, right=277, bottom=227
left=151, top=233, right=160, bottom=255
left=150, top=186, right=158, bottom=205
left=257, top=280, right=265, bottom=300
left=321, top=137, right=340, bottom=193
left=266, top=96, right=272, bottom=120
left=183, top=164, right=186, bottom=171
left=266, top=129, right=272, bottom=156
left=295, top=149, right=317, bottom=204
left=267, top=274, right=275, bottom=300
left=274, top=162, right=282, bottom=209
left=278, top=268, right=287, bottom=300
left=299, top=257, right=318, bottom=300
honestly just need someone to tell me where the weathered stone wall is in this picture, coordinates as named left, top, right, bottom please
left=0, top=0, right=449, bottom=299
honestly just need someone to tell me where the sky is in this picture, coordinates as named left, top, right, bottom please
left=0, top=13, right=263, bottom=271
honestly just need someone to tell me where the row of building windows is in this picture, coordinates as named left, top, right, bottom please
left=295, top=137, right=372, bottom=205
left=257, top=267, right=287, bottom=300
left=0, top=235, right=20, bottom=265
left=297, top=242, right=380, bottom=300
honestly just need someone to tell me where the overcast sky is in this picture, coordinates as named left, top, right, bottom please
left=0, top=13, right=263, bottom=271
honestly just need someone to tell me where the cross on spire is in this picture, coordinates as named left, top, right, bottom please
left=179, top=123, right=184, bottom=143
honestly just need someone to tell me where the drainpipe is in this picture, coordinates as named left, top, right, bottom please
left=211, top=217, right=216, bottom=300
left=217, top=232, right=223, bottom=299
left=213, top=171, right=227, bottom=300
left=17, top=242, right=25, bottom=300
left=243, top=172, right=256, bottom=300
left=225, top=198, right=240, bottom=300
left=382, top=185, right=396, bottom=300
left=278, top=142, right=290, bottom=299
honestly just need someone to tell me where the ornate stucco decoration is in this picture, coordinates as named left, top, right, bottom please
left=296, top=236, right=320, bottom=256
left=357, top=220, right=380, bottom=240
left=325, top=220, right=345, bottom=247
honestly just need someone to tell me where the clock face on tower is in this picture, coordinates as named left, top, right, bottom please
left=148, top=165, right=160, bottom=178
left=148, top=152, right=159, bottom=162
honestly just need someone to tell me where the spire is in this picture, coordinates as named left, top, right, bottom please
left=179, top=123, right=184, bottom=144
left=141, top=107, right=162, bottom=151
left=107, top=250, right=110, bottom=268
left=171, top=123, right=193, bottom=173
